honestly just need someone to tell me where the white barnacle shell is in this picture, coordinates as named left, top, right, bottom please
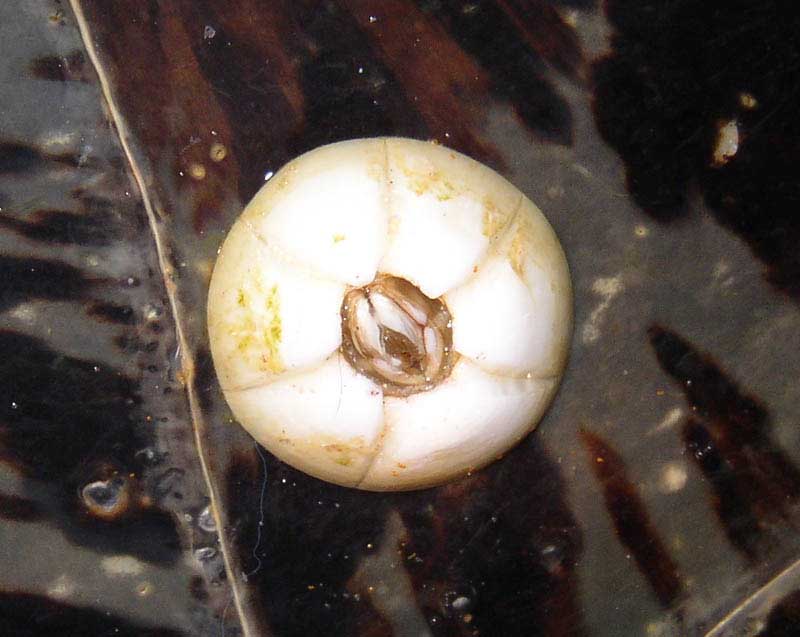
left=207, top=138, right=572, bottom=491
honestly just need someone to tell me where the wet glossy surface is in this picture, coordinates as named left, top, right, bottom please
left=2, top=1, right=800, bottom=635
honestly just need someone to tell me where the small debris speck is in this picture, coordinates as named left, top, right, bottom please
left=712, top=119, right=739, bottom=166
left=189, top=163, right=207, bottom=180
left=739, top=92, right=758, bottom=110
left=210, top=142, right=227, bottom=162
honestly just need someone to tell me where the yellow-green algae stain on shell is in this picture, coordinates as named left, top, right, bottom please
left=396, top=152, right=460, bottom=201
left=233, top=282, right=283, bottom=373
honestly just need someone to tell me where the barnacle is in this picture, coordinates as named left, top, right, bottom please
left=207, top=138, right=572, bottom=490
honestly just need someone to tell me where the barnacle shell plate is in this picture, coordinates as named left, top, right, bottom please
left=207, top=138, right=572, bottom=491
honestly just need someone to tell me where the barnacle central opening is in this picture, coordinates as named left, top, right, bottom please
left=341, top=275, right=456, bottom=396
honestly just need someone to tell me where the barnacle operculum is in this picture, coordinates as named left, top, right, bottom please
left=207, top=137, right=573, bottom=491
left=341, top=276, right=456, bottom=396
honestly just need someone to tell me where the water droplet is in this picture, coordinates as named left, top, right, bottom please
left=203, top=25, right=216, bottom=40
left=137, top=582, right=152, bottom=596
left=452, top=596, right=470, bottom=610
left=195, top=546, right=218, bottom=562
left=134, top=447, right=162, bottom=466
left=540, top=543, right=566, bottom=574
left=264, top=170, right=274, bottom=182
left=198, top=504, right=216, bottom=532
left=81, top=477, right=128, bottom=517
left=153, top=467, right=184, bottom=501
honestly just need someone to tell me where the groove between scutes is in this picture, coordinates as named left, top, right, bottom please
left=68, top=3, right=252, bottom=636
left=446, top=191, right=525, bottom=294
left=224, top=350, right=342, bottom=395
left=242, top=218, right=356, bottom=288
left=354, top=139, right=392, bottom=489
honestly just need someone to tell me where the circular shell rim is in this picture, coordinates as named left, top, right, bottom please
left=206, top=136, right=573, bottom=491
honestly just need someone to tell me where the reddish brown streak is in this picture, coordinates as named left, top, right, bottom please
left=649, top=325, right=800, bottom=560
left=76, top=2, right=246, bottom=231
left=580, top=429, right=684, bottom=608
left=337, top=0, right=505, bottom=168
left=495, top=0, right=585, bottom=79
